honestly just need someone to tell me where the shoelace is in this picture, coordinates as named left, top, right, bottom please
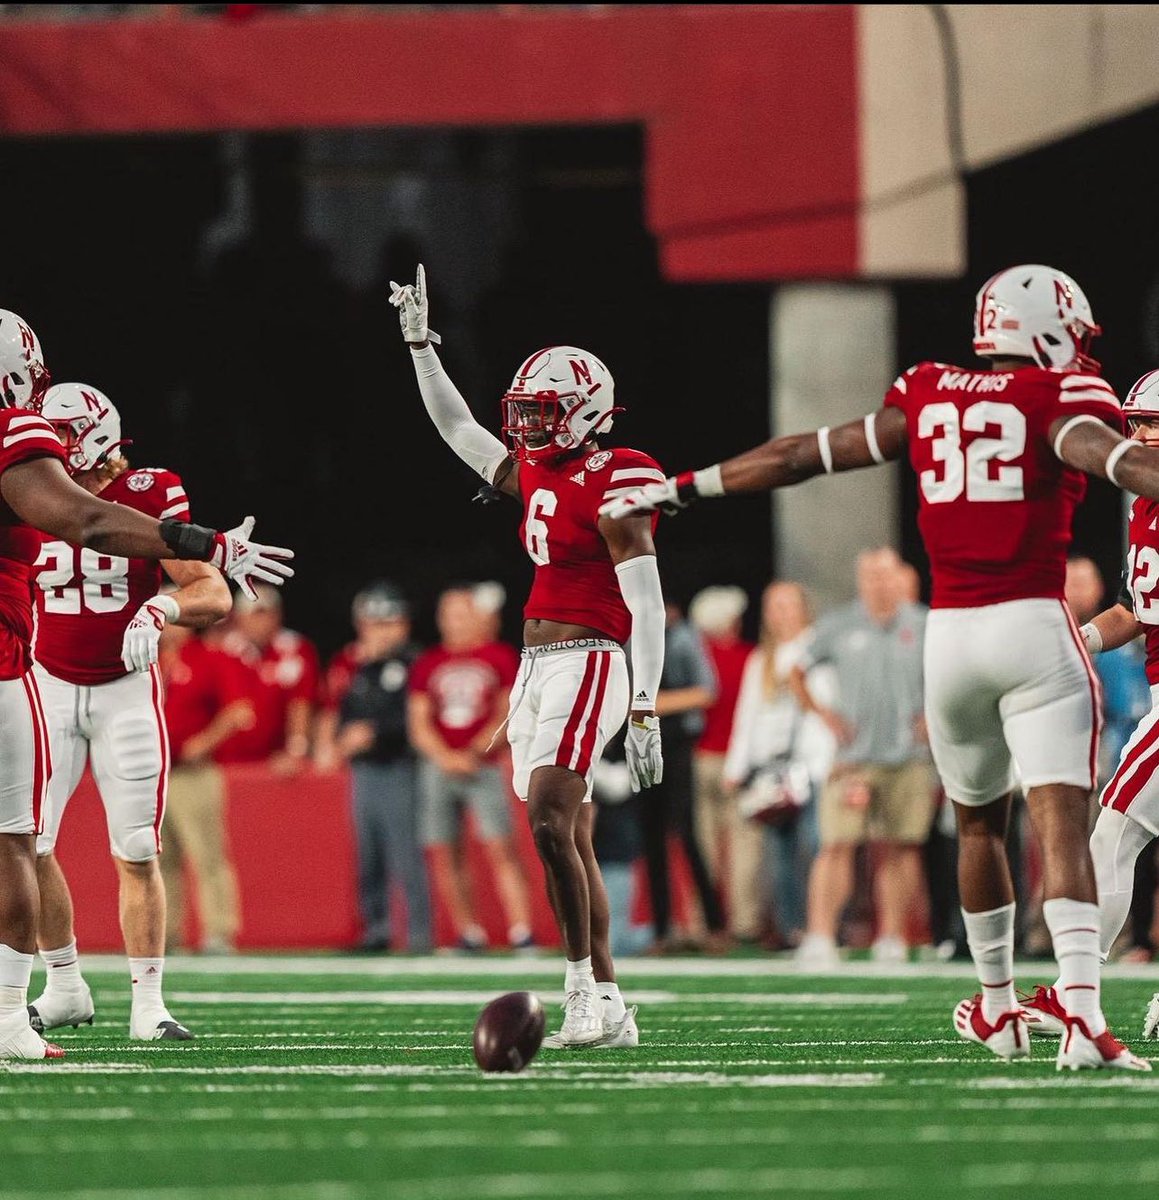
left=564, top=990, right=599, bottom=1023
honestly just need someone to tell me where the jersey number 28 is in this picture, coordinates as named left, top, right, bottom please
left=917, top=401, right=1027, bottom=504
left=35, top=541, right=130, bottom=614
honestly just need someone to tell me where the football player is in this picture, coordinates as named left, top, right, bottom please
left=390, top=267, right=664, bottom=1048
left=27, top=381, right=232, bottom=1041
left=1022, top=369, right=1159, bottom=1042
left=0, top=310, right=292, bottom=1058
left=601, top=265, right=1159, bottom=1071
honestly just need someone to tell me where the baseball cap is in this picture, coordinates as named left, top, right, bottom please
left=352, top=581, right=409, bottom=623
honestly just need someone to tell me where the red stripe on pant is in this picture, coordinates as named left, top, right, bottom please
left=22, top=671, right=49, bottom=834
left=573, top=653, right=611, bottom=777
left=149, top=663, right=170, bottom=853
left=555, top=652, right=597, bottom=770
left=1059, top=600, right=1100, bottom=790
left=1102, top=713, right=1159, bottom=813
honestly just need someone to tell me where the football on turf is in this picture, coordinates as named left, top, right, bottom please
left=472, top=991, right=546, bottom=1073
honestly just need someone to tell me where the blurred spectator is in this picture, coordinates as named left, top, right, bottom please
left=337, top=583, right=432, bottom=953
left=159, top=622, right=255, bottom=954
left=643, top=602, right=728, bottom=952
left=592, top=733, right=652, bottom=956
left=217, top=585, right=321, bottom=771
left=315, top=591, right=397, bottom=773
left=724, top=582, right=836, bottom=949
left=793, top=547, right=934, bottom=966
left=688, top=586, right=761, bottom=943
left=409, top=584, right=532, bottom=952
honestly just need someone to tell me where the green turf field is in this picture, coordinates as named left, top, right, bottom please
left=4, top=956, right=1159, bottom=1200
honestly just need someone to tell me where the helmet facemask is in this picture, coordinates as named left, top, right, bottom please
left=501, top=390, right=619, bottom=464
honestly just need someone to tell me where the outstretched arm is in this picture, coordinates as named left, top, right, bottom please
left=599, top=407, right=907, bottom=519
left=1081, top=602, right=1142, bottom=656
left=1053, top=414, right=1159, bottom=501
left=390, top=264, right=517, bottom=499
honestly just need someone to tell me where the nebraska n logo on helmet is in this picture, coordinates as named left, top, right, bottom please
left=40, top=382, right=129, bottom=474
left=973, top=265, right=1102, bottom=371
left=0, top=309, right=51, bottom=410
left=501, top=346, right=622, bottom=463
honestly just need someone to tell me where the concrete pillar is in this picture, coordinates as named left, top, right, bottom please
left=770, top=284, right=898, bottom=610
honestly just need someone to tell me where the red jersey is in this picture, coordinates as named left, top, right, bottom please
left=0, top=410, right=69, bottom=680
left=32, top=466, right=190, bottom=686
left=885, top=362, right=1123, bottom=609
left=322, top=642, right=361, bottom=712
left=409, top=641, right=520, bottom=756
left=519, top=446, right=662, bottom=643
left=1120, top=496, right=1159, bottom=686
left=162, top=636, right=251, bottom=761
left=215, top=627, right=321, bottom=762
left=697, top=636, right=755, bottom=753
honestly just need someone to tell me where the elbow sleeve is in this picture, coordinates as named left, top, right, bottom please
left=615, top=555, right=665, bottom=710
left=411, top=346, right=509, bottom=482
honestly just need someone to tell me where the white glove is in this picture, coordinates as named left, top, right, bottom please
left=625, top=714, right=663, bottom=791
left=388, top=263, right=442, bottom=346
left=121, top=593, right=180, bottom=673
left=599, top=476, right=691, bottom=520
left=209, top=516, right=295, bottom=602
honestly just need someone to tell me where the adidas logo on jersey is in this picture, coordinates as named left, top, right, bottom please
left=569, top=471, right=586, bottom=486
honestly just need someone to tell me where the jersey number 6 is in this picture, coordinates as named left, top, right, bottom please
left=525, top=488, right=558, bottom=566
left=917, top=401, right=1027, bottom=505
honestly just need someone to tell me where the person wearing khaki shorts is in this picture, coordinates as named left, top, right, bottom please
left=793, top=549, right=935, bottom=966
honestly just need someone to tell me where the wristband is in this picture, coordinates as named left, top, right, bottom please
left=160, top=518, right=217, bottom=562
left=864, top=414, right=885, bottom=464
left=1080, top=623, right=1103, bottom=655
left=817, top=427, right=834, bottom=474
left=148, top=593, right=181, bottom=623
left=1105, top=440, right=1133, bottom=488
left=692, top=465, right=725, bottom=498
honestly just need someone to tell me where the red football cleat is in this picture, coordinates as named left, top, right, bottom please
left=1057, top=1016, right=1151, bottom=1072
left=954, top=994, right=1030, bottom=1061
left=1018, top=984, right=1067, bottom=1037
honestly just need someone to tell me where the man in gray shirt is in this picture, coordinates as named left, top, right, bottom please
left=792, top=547, right=935, bottom=966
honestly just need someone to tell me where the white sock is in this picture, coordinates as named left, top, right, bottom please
left=0, top=943, right=34, bottom=1017
left=961, top=904, right=1016, bottom=1024
left=597, top=981, right=625, bottom=1021
left=1043, top=897, right=1106, bottom=1036
left=129, top=958, right=166, bottom=1013
left=508, top=922, right=531, bottom=946
left=1090, top=809, right=1155, bottom=961
left=564, top=956, right=595, bottom=994
left=40, top=940, right=83, bottom=991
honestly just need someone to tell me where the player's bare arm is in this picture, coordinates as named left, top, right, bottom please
left=1052, top=415, right=1159, bottom=502
left=0, top=456, right=293, bottom=597
left=1081, top=602, right=1142, bottom=656
left=599, top=407, right=907, bottom=519
left=161, top=559, right=232, bottom=629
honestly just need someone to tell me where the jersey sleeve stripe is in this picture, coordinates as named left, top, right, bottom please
left=610, top=468, right=665, bottom=483
left=1058, top=394, right=1121, bottom=409
left=159, top=502, right=190, bottom=519
left=1061, top=375, right=1115, bottom=391
left=3, top=429, right=62, bottom=450
left=6, top=413, right=53, bottom=431
left=166, top=485, right=185, bottom=500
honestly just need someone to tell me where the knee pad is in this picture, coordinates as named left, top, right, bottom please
left=111, top=821, right=160, bottom=864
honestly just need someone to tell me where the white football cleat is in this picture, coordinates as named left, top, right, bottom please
left=1057, top=1017, right=1151, bottom=1072
left=0, top=1008, right=64, bottom=1059
left=597, top=1004, right=639, bottom=1048
left=870, top=935, right=908, bottom=965
left=953, top=995, right=1030, bottom=1062
left=130, top=1009, right=194, bottom=1041
left=794, top=934, right=840, bottom=969
left=542, top=989, right=604, bottom=1048
left=1017, top=984, right=1067, bottom=1037
left=1144, top=993, right=1159, bottom=1040
left=27, top=980, right=94, bottom=1032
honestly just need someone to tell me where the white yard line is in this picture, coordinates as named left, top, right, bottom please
left=164, top=990, right=909, bottom=1007
left=60, top=954, right=1159, bottom=980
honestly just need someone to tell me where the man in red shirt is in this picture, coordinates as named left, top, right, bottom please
left=688, top=586, right=761, bottom=942
left=158, top=621, right=254, bottom=955
left=408, top=583, right=531, bottom=951
left=603, top=264, right=1159, bottom=1070
left=217, top=585, right=320, bottom=770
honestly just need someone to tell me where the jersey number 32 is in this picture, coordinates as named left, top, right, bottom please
left=917, top=401, right=1027, bottom=504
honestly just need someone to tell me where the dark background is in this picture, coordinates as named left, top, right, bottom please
left=3, top=105, right=1157, bottom=653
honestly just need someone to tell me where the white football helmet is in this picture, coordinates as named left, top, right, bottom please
left=1124, top=369, right=1159, bottom=429
left=0, top=309, right=51, bottom=410
left=41, top=382, right=127, bottom=473
left=501, top=346, right=620, bottom=462
left=973, top=264, right=1101, bottom=370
